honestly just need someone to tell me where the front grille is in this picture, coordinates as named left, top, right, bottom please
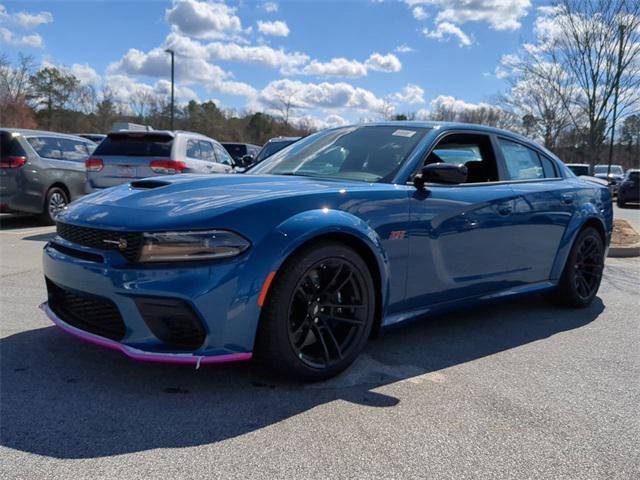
left=56, top=222, right=143, bottom=262
left=135, top=297, right=205, bottom=350
left=46, top=279, right=126, bottom=341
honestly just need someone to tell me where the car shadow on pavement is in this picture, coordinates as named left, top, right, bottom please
left=0, top=214, right=47, bottom=230
left=0, top=296, right=604, bottom=459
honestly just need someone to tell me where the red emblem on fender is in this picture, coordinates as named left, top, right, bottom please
left=389, top=230, right=406, bottom=240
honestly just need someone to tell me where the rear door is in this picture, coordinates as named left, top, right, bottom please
left=497, top=137, right=575, bottom=282
left=25, top=136, right=90, bottom=200
left=88, top=132, right=174, bottom=187
left=200, top=140, right=227, bottom=173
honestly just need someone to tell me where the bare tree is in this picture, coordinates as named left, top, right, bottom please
left=0, top=54, right=37, bottom=127
left=523, top=0, right=640, bottom=164
left=129, top=89, right=154, bottom=121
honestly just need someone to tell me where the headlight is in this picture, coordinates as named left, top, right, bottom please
left=139, top=230, right=250, bottom=262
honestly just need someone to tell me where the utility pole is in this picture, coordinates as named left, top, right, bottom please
left=165, top=49, right=175, bottom=131
left=607, top=24, right=625, bottom=175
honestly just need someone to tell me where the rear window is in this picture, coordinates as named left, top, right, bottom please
left=26, top=136, right=91, bottom=161
left=0, top=132, right=26, bottom=159
left=93, top=133, right=173, bottom=157
left=222, top=144, right=247, bottom=158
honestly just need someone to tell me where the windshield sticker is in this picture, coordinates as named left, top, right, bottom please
left=392, top=129, right=416, bottom=138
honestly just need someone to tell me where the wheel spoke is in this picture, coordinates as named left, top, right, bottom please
left=322, top=263, right=344, bottom=294
left=320, top=321, right=343, bottom=359
left=321, top=314, right=364, bottom=326
left=311, top=325, right=330, bottom=364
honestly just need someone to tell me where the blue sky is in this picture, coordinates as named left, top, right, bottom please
left=0, top=0, right=543, bottom=127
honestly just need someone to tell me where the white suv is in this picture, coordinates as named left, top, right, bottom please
left=85, top=130, right=237, bottom=193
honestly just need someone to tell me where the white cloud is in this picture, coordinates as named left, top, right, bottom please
left=423, top=22, right=472, bottom=46
left=108, top=45, right=256, bottom=98
left=69, top=63, right=100, bottom=85
left=395, top=43, right=415, bottom=53
left=364, top=52, right=402, bottom=72
left=15, top=10, right=53, bottom=29
left=263, top=2, right=279, bottom=13
left=257, top=79, right=387, bottom=113
left=299, top=58, right=367, bottom=78
left=389, top=84, right=425, bottom=104
left=165, top=0, right=244, bottom=40
left=0, top=27, right=43, bottom=47
left=257, top=20, right=289, bottom=37
left=406, top=0, right=531, bottom=31
left=412, top=6, right=429, bottom=21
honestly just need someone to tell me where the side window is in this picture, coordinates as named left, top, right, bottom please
left=498, top=138, right=545, bottom=180
left=27, top=137, right=63, bottom=159
left=425, top=133, right=499, bottom=183
left=186, top=139, right=201, bottom=159
left=538, top=154, right=559, bottom=178
left=58, top=138, right=90, bottom=161
left=199, top=141, right=216, bottom=161
left=214, top=144, right=234, bottom=166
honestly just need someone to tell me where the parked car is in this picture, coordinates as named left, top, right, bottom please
left=565, top=163, right=591, bottom=176
left=85, top=130, right=236, bottom=193
left=593, top=164, right=625, bottom=195
left=76, top=133, right=106, bottom=144
left=617, top=169, right=639, bottom=207
left=42, top=122, right=612, bottom=380
left=0, top=128, right=95, bottom=223
left=253, top=136, right=300, bottom=165
left=221, top=142, right=261, bottom=167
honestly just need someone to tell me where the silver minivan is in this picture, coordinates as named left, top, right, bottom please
left=0, top=128, right=95, bottom=223
left=85, top=130, right=237, bottom=192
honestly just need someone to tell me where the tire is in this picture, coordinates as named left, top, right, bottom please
left=39, top=187, right=68, bottom=225
left=255, top=241, right=376, bottom=381
left=546, top=227, right=604, bottom=308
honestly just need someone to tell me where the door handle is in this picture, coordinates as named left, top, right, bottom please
left=561, top=193, right=574, bottom=205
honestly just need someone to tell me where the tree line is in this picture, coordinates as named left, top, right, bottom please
left=1, top=0, right=639, bottom=169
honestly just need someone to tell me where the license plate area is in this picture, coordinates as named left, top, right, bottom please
left=117, top=166, right=136, bottom=178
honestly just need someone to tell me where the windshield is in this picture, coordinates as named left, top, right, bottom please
left=249, top=126, right=429, bottom=182
left=254, top=139, right=297, bottom=163
left=594, top=165, right=623, bottom=175
left=223, top=144, right=247, bottom=159
left=568, top=165, right=590, bottom=176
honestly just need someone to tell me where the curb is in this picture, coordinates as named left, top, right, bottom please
left=608, top=243, right=640, bottom=258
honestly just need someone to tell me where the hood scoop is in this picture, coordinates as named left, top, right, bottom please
left=130, top=179, right=171, bottom=189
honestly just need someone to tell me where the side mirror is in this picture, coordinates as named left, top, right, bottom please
left=414, top=163, right=467, bottom=189
left=241, top=154, right=254, bottom=167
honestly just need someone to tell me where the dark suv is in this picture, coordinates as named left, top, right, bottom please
left=0, top=129, right=95, bottom=223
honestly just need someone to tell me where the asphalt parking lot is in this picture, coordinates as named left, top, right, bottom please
left=1, top=211, right=639, bottom=479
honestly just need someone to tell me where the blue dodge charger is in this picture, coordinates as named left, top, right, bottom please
left=42, top=122, right=612, bottom=380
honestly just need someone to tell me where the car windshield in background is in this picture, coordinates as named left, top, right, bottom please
left=594, top=165, right=624, bottom=175
left=93, top=133, right=173, bottom=157
left=249, top=126, right=429, bottom=183
left=223, top=144, right=247, bottom=158
left=254, top=140, right=296, bottom=163
left=568, top=165, right=590, bottom=176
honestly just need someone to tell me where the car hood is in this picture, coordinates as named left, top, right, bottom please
left=58, top=174, right=379, bottom=230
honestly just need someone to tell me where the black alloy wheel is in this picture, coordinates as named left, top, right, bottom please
left=547, top=227, right=604, bottom=308
left=287, top=258, right=369, bottom=369
left=256, top=241, right=375, bottom=381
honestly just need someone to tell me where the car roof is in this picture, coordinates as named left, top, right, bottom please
left=267, top=136, right=300, bottom=142
left=565, top=163, right=589, bottom=167
left=1, top=128, right=94, bottom=142
left=221, top=142, right=259, bottom=147
left=107, top=130, right=217, bottom=141
left=326, top=121, right=559, bottom=159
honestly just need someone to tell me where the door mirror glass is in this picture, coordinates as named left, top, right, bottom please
left=416, top=163, right=467, bottom=188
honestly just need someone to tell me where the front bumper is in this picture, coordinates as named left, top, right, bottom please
left=42, top=237, right=262, bottom=363
left=40, top=302, right=251, bottom=365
